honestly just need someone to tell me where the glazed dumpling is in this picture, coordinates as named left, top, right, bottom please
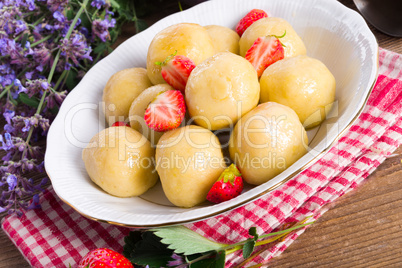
left=229, top=102, right=308, bottom=185
left=129, top=84, right=173, bottom=146
left=156, top=125, right=226, bottom=208
left=82, top=126, right=158, bottom=197
left=260, top=55, right=336, bottom=128
left=185, top=52, right=260, bottom=130
left=205, top=25, right=240, bottom=54
left=102, top=68, right=152, bottom=125
left=146, top=23, right=215, bottom=85
left=239, top=17, right=306, bottom=58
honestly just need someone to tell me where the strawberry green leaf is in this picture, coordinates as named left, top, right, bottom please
left=249, top=227, right=258, bottom=240
left=123, top=231, right=175, bottom=268
left=242, top=227, right=259, bottom=259
left=242, top=240, right=256, bottom=259
left=151, top=226, right=227, bottom=255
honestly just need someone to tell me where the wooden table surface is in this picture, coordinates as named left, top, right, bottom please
left=1, top=0, right=401, bottom=267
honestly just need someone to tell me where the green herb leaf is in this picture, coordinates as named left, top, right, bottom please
left=135, top=19, right=148, bottom=33
left=18, top=93, right=40, bottom=108
left=151, top=226, right=226, bottom=255
left=21, top=33, right=29, bottom=48
left=79, top=12, right=91, bottom=29
left=66, top=69, right=78, bottom=90
left=189, top=251, right=226, bottom=268
left=93, top=43, right=107, bottom=54
left=66, top=8, right=74, bottom=20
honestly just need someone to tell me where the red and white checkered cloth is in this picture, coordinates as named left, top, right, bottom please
left=2, top=47, right=402, bottom=268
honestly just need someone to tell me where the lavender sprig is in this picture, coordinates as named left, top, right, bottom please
left=0, top=0, right=142, bottom=216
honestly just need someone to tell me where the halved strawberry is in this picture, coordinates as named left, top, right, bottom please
left=206, top=164, right=244, bottom=204
left=78, top=248, right=134, bottom=268
left=245, top=34, right=285, bottom=77
left=111, top=121, right=130, bottom=127
left=236, top=9, right=268, bottom=36
left=144, top=90, right=186, bottom=132
left=156, top=52, right=196, bottom=94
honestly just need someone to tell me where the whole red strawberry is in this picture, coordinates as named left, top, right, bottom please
left=245, top=33, right=285, bottom=77
left=206, top=164, right=244, bottom=204
left=236, top=9, right=268, bottom=36
left=111, top=121, right=130, bottom=127
left=144, top=90, right=186, bottom=132
left=156, top=52, right=196, bottom=94
left=78, top=248, right=133, bottom=268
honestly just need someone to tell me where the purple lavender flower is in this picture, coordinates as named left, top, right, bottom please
left=26, top=0, right=36, bottom=11
left=91, top=0, right=106, bottom=9
left=3, top=110, right=15, bottom=124
left=60, top=32, right=92, bottom=66
left=26, top=194, right=41, bottom=209
left=168, top=254, right=189, bottom=267
left=14, top=20, right=27, bottom=35
left=22, top=118, right=31, bottom=132
left=3, top=39, right=29, bottom=67
left=24, top=79, right=50, bottom=97
left=25, top=71, right=34, bottom=80
left=46, top=90, right=67, bottom=108
left=92, top=18, right=116, bottom=42
left=0, top=0, right=120, bottom=217
left=46, top=0, right=67, bottom=12
left=32, top=45, right=53, bottom=71
left=0, top=133, right=14, bottom=151
left=6, top=174, right=17, bottom=191
left=5, top=159, right=37, bottom=174
left=53, top=11, right=65, bottom=23
left=13, top=78, right=27, bottom=97
left=0, top=63, right=16, bottom=87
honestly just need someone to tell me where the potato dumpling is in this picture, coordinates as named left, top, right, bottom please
left=229, top=102, right=308, bottom=185
left=239, top=17, right=306, bottom=58
left=103, top=68, right=152, bottom=125
left=205, top=25, right=240, bottom=54
left=129, top=84, right=173, bottom=146
left=260, top=55, right=336, bottom=128
left=156, top=125, right=226, bottom=208
left=185, top=52, right=260, bottom=130
left=146, top=23, right=215, bottom=85
left=82, top=126, right=158, bottom=197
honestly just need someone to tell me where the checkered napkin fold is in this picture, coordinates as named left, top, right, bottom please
left=3, top=47, right=402, bottom=268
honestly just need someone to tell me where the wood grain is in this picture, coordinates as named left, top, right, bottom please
left=0, top=0, right=401, bottom=267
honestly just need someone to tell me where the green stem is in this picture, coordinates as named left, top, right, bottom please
left=31, top=14, right=47, bottom=27
left=257, top=221, right=314, bottom=240
left=0, top=87, right=11, bottom=99
left=30, top=35, right=52, bottom=48
left=0, top=81, right=15, bottom=99
left=93, top=51, right=103, bottom=65
left=58, top=69, right=70, bottom=92
left=223, top=221, right=314, bottom=255
left=186, top=252, right=216, bottom=265
left=109, top=0, right=121, bottom=9
left=65, top=0, right=89, bottom=39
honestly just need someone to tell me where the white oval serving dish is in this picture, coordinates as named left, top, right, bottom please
left=45, top=0, right=378, bottom=227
